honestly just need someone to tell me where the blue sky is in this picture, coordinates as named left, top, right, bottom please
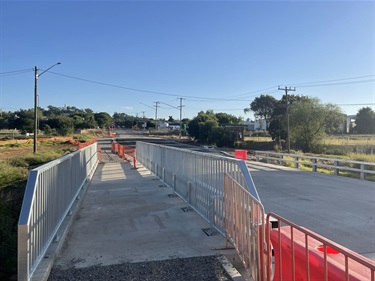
left=0, top=0, right=374, bottom=121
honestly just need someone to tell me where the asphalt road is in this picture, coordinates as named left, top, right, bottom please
left=112, top=129, right=375, bottom=259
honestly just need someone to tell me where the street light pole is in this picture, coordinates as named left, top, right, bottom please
left=33, top=62, right=61, bottom=154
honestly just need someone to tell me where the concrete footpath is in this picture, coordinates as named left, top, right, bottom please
left=50, top=143, right=245, bottom=280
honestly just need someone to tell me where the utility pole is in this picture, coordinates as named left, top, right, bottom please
left=34, top=66, right=38, bottom=154
left=153, top=101, right=160, bottom=130
left=178, top=98, right=185, bottom=139
left=278, top=86, right=296, bottom=153
left=33, top=62, right=61, bottom=154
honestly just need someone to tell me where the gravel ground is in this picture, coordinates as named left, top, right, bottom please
left=48, top=256, right=232, bottom=281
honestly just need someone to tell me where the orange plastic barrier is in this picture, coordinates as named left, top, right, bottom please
left=235, top=149, right=247, bottom=160
left=111, top=142, right=137, bottom=168
left=269, top=224, right=375, bottom=281
left=77, top=139, right=97, bottom=149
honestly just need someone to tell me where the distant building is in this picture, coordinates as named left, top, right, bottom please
left=242, top=119, right=267, bottom=131
left=157, top=121, right=169, bottom=129
left=169, top=123, right=180, bottom=130
left=344, top=115, right=356, bottom=133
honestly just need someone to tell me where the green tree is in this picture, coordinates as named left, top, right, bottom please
left=209, top=127, right=237, bottom=147
left=14, top=109, right=38, bottom=133
left=41, top=124, right=52, bottom=135
left=54, top=116, right=74, bottom=136
left=187, top=111, right=218, bottom=142
left=215, top=113, right=242, bottom=125
left=289, top=98, right=344, bottom=152
left=268, top=95, right=309, bottom=144
left=355, top=107, right=375, bottom=134
left=94, top=112, right=113, bottom=129
left=244, top=94, right=277, bottom=129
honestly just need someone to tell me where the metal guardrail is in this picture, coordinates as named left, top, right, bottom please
left=136, top=141, right=259, bottom=234
left=224, top=173, right=268, bottom=281
left=18, top=143, right=99, bottom=281
left=254, top=151, right=375, bottom=180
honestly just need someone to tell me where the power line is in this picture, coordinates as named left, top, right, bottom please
left=0, top=68, right=33, bottom=77
left=290, top=75, right=375, bottom=86
left=42, top=70, right=375, bottom=102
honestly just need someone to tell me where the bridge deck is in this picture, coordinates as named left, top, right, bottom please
left=48, top=142, right=241, bottom=280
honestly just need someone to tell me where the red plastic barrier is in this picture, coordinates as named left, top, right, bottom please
left=235, top=149, right=247, bottom=160
left=270, top=225, right=375, bottom=281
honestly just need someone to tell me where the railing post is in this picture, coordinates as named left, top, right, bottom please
left=360, top=164, right=366, bottom=180
left=187, top=181, right=192, bottom=204
left=172, top=173, right=176, bottom=191
left=334, top=160, right=339, bottom=176
left=312, top=158, right=317, bottom=172
left=18, top=224, right=29, bottom=281
left=209, top=196, right=214, bottom=229
left=294, top=156, right=299, bottom=169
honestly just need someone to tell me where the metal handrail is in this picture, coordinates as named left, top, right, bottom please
left=18, top=143, right=99, bottom=281
left=135, top=141, right=260, bottom=234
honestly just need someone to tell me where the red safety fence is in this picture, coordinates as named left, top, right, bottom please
left=265, top=213, right=375, bottom=281
left=69, top=139, right=97, bottom=149
left=111, top=142, right=137, bottom=168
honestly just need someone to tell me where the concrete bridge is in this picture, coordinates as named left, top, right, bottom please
left=19, top=130, right=375, bottom=280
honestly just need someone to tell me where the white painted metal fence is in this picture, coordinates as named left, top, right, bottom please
left=18, top=143, right=99, bottom=281
left=254, top=151, right=375, bottom=180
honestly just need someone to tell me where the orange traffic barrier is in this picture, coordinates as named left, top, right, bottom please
left=267, top=213, right=375, bottom=281
left=235, top=149, right=247, bottom=160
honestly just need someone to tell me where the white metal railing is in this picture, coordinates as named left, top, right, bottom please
left=18, top=143, right=99, bottom=281
left=254, top=151, right=375, bottom=180
left=136, top=141, right=259, bottom=234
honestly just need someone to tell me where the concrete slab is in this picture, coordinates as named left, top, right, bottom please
left=54, top=160, right=237, bottom=270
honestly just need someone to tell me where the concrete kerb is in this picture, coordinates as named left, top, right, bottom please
left=30, top=162, right=99, bottom=281
left=217, top=255, right=247, bottom=281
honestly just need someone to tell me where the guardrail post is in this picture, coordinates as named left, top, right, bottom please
left=162, top=167, right=165, bottom=181
left=256, top=152, right=259, bottom=162
left=279, top=154, right=284, bottom=165
left=209, top=196, right=214, bottom=229
left=266, top=153, right=270, bottom=164
left=312, top=158, right=317, bottom=172
left=294, top=156, right=299, bottom=169
left=334, top=160, right=339, bottom=176
left=360, top=164, right=366, bottom=180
